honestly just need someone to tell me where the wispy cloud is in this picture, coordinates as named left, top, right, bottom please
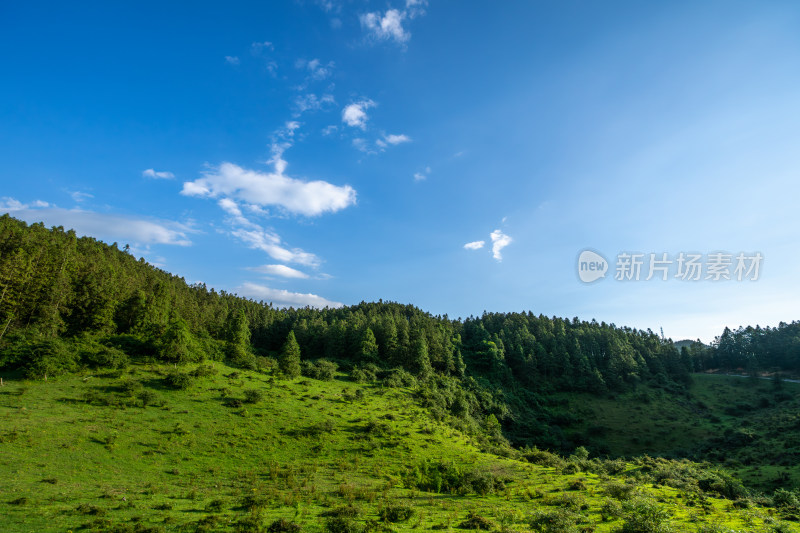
left=360, top=1, right=427, bottom=45
left=142, top=168, right=175, bottom=180
left=182, top=162, right=356, bottom=217
left=383, top=133, right=411, bottom=145
left=342, top=100, right=376, bottom=129
left=413, top=166, right=431, bottom=181
left=490, top=229, right=512, bottom=261
left=70, top=191, right=94, bottom=203
left=250, top=41, right=277, bottom=75
left=224, top=56, right=240, bottom=65
left=360, top=9, right=409, bottom=44
left=250, top=41, right=274, bottom=53
left=296, top=58, right=334, bottom=81
left=463, top=240, right=485, bottom=250
left=238, top=281, right=343, bottom=309
left=294, top=93, right=336, bottom=115
left=247, top=264, right=310, bottom=279
left=230, top=223, right=321, bottom=267
left=1, top=198, right=193, bottom=247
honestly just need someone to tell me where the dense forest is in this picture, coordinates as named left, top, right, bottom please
left=1, top=214, right=795, bottom=451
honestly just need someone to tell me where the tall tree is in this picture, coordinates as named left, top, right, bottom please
left=279, top=330, right=302, bottom=378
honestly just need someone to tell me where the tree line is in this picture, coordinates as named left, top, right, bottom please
left=1, top=215, right=703, bottom=447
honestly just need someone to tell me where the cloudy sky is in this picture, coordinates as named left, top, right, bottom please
left=3, top=1, right=800, bottom=342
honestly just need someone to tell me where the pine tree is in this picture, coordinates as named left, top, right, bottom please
left=359, top=327, right=379, bottom=362
left=279, top=330, right=302, bottom=378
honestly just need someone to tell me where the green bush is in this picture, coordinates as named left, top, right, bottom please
left=191, top=364, right=217, bottom=378
left=164, top=370, right=194, bottom=390
left=378, top=503, right=414, bottom=522
left=80, top=342, right=129, bottom=369
left=243, top=389, right=265, bottom=404
left=267, top=518, right=302, bottom=532
left=302, top=359, right=338, bottom=381
left=325, top=517, right=361, bottom=533
left=529, top=508, right=581, bottom=533
left=12, top=337, right=79, bottom=379
left=620, top=497, right=672, bottom=533
left=459, top=511, right=495, bottom=531
left=382, top=368, right=417, bottom=388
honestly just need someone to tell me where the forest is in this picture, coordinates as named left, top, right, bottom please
left=1, top=214, right=798, bottom=450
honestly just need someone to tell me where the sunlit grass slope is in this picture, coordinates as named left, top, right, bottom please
left=0, top=363, right=796, bottom=532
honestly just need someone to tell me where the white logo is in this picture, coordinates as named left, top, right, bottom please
left=578, top=250, right=608, bottom=283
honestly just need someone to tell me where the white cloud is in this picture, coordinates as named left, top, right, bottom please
left=181, top=162, right=356, bottom=217
left=360, top=9, right=409, bottom=44
left=70, top=191, right=94, bottom=203
left=342, top=100, right=376, bottom=129
left=231, top=227, right=321, bottom=267
left=142, top=168, right=175, bottom=180
left=405, top=0, right=428, bottom=18
left=297, top=58, right=334, bottom=81
left=248, top=264, right=310, bottom=279
left=384, top=133, right=411, bottom=145
left=294, top=93, right=335, bottom=115
left=490, top=229, right=512, bottom=261
left=464, top=240, right=485, bottom=250
left=1, top=199, right=193, bottom=247
left=413, top=166, right=431, bottom=181
left=352, top=138, right=373, bottom=153
left=250, top=41, right=274, bottom=54
left=224, top=56, right=240, bottom=65
left=321, top=125, right=338, bottom=136
left=238, top=282, right=343, bottom=309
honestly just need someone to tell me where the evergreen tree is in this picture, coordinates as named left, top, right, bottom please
left=279, top=330, right=302, bottom=378
left=359, top=327, right=379, bottom=362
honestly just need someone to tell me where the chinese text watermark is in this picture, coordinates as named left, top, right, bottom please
left=578, top=250, right=762, bottom=284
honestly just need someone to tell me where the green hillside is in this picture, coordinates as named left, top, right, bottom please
left=554, top=374, right=800, bottom=493
left=4, top=215, right=800, bottom=531
left=1, top=361, right=795, bottom=533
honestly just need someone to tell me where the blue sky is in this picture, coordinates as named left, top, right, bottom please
left=3, top=1, right=800, bottom=342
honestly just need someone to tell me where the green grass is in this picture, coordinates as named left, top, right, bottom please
left=0, top=363, right=796, bottom=532
left=561, top=374, right=800, bottom=493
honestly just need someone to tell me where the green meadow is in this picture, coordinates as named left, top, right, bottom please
left=1, top=362, right=797, bottom=533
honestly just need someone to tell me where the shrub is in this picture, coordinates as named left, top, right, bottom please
left=378, top=503, right=414, bottom=522
left=529, top=508, right=581, bottom=533
left=268, top=519, right=302, bottom=532
left=325, top=517, right=361, bottom=533
left=205, top=498, right=226, bottom=512
left=600, top=498, right=623, bottom=521
left=620, top=497, right=672, bottom=533
left=773, top=488, right=800, bottom=509
left=523, top=447, right=565, bottom=469
left=382, top=368, right=417, bottom=388
left=136, top=389, right=161, bottom=407
left=459, top=511, right=496, bottom=530
left=18, top=337, right=79, bottom=379
left=164, top=370, right=193, bottom=390
left=243, top=389, right=265, bottom=404
left=352, top=366, right=377, bottom=384
left=303, top=359, right=338, bottom=381
left=191, top=364, right=217, bottom=378
left=605, top=481, right=639, bottom=501
left=81, top=342, right=129, bottom=370
left=224, top=397, right=244, bottom=408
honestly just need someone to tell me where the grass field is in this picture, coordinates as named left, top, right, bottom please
left=562, top=374, right=800, bottom=493
left=1, top=363, right=797, bottom=532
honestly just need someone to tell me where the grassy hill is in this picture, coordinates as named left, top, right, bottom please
left=554, top=374, right=800, bottom=493
left=1, top=362, right=798, bottom=532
